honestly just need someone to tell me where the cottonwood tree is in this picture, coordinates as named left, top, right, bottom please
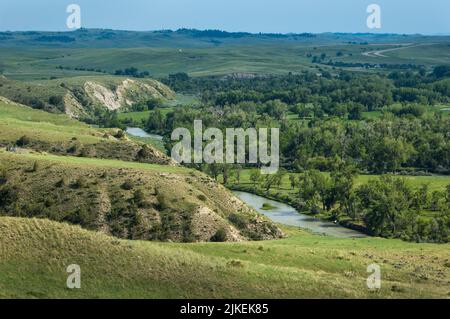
left=233, top=165, right=242, bottom=184
left=289, top=174, right=297, bottom=189
left=357, top=176, right=414, bottom=237
left=329, top=157, right=358, bottom=214
left=250, top=170, right=261, bottom=187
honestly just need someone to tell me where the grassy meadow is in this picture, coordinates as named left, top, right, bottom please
left=118, top=94, right=199, bottom=123
left=224, top=168, right=450, bottom=194
left=0, top=216, right=448, bottom=298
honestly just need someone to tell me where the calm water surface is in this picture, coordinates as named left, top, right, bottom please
left=233, top=191, right=367, bottom=238
left=126, top=127, right=163, bottom=140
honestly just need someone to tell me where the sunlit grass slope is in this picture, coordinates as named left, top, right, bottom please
left=0, top=217, right=448, bottom=298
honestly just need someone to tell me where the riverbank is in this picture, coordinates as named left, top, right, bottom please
left=125, top=127, right=166, bottom=152
left=229, top=184, right=372, bottom=236
left=233, top=190, right=367, bottom=238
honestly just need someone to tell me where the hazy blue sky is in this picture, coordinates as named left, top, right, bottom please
left=0, top=0, right=448, bottom=34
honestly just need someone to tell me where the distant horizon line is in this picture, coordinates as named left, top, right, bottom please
left=0, top=28, right=449, bottom=37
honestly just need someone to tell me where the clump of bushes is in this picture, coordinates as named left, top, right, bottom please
left=0, top=169, right=7, bottom=185
left=136, top=145, right=155, bottom=160
left=55, top=177, right=68, bottom=188
left=228, top=213, right=248, bottom=229
left=80, top=146, right=97, bottom=158
left=388, top=104, right=426, bottom=118
left=155, top=193, right=169, bottom=210
left=114, top=130, right=125, bottom=139
left=64, top=208, right=94, bottom=228
left=132, top=189, right=148, bottom=208
left=0, top=184, right=18, bottom=207
left=121, top=180, right=134, bottom=190
left=67, top=144, right=78, bottom=154
left=210, top=228, right=227, bottom=242
left=71, top=176, right=88, bottom=189
left=16, top=135, right=31, bottom=147
left=48, top=95, right=63, bottom=106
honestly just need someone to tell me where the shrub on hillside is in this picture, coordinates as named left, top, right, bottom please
left=55, top=177, right=68, bottom=188
left=0, top=169, right=7, bottom=185
left=29, top=98, right=45, bottom=109
left=114, top=130, right=125, bottom=139
left=0, top=184, right=18, bottom=207
left=16, top=135, right=31, bottom=147
left=80, top=146, right=97, bottom=157
left=155, top=193, right=169, bottom=210
left=228, top=213, right=247, bottom=229
left=210, top=228, right=227, bottom=242
left=71, top=176, right=88, bottom=189
left=67, top=144, right=78, bottom=154
left=48, top=95, right=63, bottom=106
left=137, top=145, right=155, bottom=159
left=132, top=189, right=147, bottom=207
left=121, top=180, right=134, bottom=190
left=64, top=208, right=94, bottom=228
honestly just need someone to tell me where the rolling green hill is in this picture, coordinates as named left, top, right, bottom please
left=0, top=98, right=171, bottom=164
left=0, top=150, right=283, bottom=243
left=0, top=216, right=448, bottom=298
left=0, top=75, right=174, bottom=118
left=0, top=92, right=283, bottom=243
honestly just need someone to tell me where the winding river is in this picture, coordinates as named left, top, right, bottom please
left=233, top=191, right=367, bottom=238
left=127, top=127, right=366, bottom=238
left=126, top=127, right=163, bottom=141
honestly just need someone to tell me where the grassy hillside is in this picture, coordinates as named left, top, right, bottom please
left=0, top=150, right=282, bottom=242
left=0, top=91, right=283, bottom=243
left=2, top=44, right=448, bottom=80
left=0, top=96, right=100, bottom=142
left=0, top=75, right=174, bottom=118
left=0, top=216, right=448, bottom=298
left=0, top=98, right=171, bottom=164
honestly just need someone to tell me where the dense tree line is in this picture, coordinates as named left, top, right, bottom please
left=163, top=67, right=450, bottom=112
left=291, top=164, right=449, bottom=243
left=143, top=101, right=450, bottom=174
left=156, top=67, right=450, bottom=174
left=154, top=68, right=450, bottom=241
left=283, top=113, right=450, bottom=174
left=115, top=67, right=150, bottom=78
left=208, top=161, right=449, bottom=243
